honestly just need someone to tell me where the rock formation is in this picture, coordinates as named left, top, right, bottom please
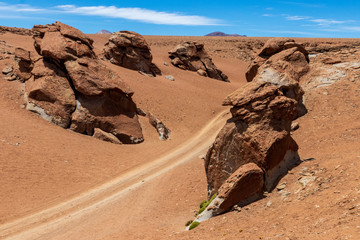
left=193, top=38, right=308, bottom=223
left=246, top=38, right=309, bottom=83
left=246, top=38, right=309, bottom=118
left=14, top=47, right=33, bottom=82
left=19, top=21, right=143, bottom=144
left=103, top=31, right=161, bottom=76
left=168, top=41, right=229, bottom=82
left=0, top=26, right=33, bottom=36
left=148, top=112, right=171, bottom=140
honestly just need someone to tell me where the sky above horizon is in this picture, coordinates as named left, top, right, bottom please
left=1, top=1, right=360, bottom=37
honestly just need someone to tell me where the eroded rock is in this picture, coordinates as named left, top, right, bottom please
left=200, top=39, right=307, bottom=219
left=21, top=21, right=143, bottom=144
left=26, top=58, right=76, bottom=128
left=14, top=47, right=33, bottom=82
left=168, top=41, right=229, bottom=82
left=148, top=112, right=170, bottom=140
left=195, top=163, right=264, bottom=222
left=93, top=128, right=122, bottom=144
left=246, top=38, right=309, bottom=83
left=103, top=31, right=161, bottom=76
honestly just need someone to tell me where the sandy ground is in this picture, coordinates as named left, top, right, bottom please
left=0, top=32, right=359, bottom=239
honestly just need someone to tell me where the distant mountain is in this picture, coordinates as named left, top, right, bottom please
left=205, top=31, right=246, bottom=37
left=96, top=30, right=112, bottom=34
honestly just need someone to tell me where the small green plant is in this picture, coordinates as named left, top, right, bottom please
left=197, top=193, right=217, bottom=216
left=185, top=220, right=193, bottom=227
left=199, top=200, right=207, bottom=209
left=189, top=221, right=200, bottom=230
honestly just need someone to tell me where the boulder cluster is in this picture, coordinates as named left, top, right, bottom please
left=103, top=31, right=161, bottom=76
left=19, top=22, right=143, bottom=144
left=168, top=41, right=229, bottom=82
left=194, top=38, right=310, bottom=223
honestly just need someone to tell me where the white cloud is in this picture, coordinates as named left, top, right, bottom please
left=56, top=5, right=222, bottom=26
left=341, top=26, right=360, bottom=32
left=0, top=3, right=44, bottom=12
left=310, top=19, right=346, bottom=25
left=262, top=14, right=273, bottom=17
left=285, top=15, right=309, bottom=21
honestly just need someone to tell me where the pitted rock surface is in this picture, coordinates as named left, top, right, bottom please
left=103, top=31, right=161, bottom=76
left=20, top=22, right=143, bottom=144
left=168, top=41, right=229, bottom=82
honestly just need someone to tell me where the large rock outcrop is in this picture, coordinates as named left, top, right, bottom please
left=22, top=21, right=143, bottom=144
left=103, top=31, right=161, bottom=76
left=168, top=41, right=229, bottom=82
left=194, top=38, right=309, bottom=223
left=246, top=38, right=309, bottom=118
left=246, top=38, right=309, bottom=83
left=205, top=81, right=300, bottom=196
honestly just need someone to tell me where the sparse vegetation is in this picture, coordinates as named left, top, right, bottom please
left=189, top=221, right=200, bottom=230
left=197, top=193, right=217, bottom=216
left=185, top=220, right=193, bottom=227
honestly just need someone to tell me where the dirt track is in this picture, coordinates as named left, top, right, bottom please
left=0, top=110, right=229, bottom=239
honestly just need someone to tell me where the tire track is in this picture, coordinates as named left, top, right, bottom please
left=0, top=111, right=229, bottom=240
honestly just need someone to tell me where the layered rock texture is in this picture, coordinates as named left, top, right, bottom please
left=20, top=22, right=143, bottom=144
left=168, top=41, right=229, bottom=82
left=103, top=31, right=161, bottom=76
left=245, top=38, right=309, bottom=118
left=195, top=38, right=309, bottom=222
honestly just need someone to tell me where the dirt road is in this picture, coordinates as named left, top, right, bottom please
left=0, top=111, right=229, bottom=240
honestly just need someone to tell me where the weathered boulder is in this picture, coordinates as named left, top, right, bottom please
left=197, top=39, right=308, bottom=220
left=246, top=38, right=309, bottom=82
left=23, top=22, right=143, bottom=144
left=103, top=31, right=161, bottom=76
left=14, top=47, right=33, bottom=82
left=194, top=163, right=264, bottom=223
left=205, top=81, right=300, bottom=198
left=64, top=57, right=133, bottom=96
left=148, top=112, right=170, bottom=140
left=33, top=21, right=95, bottom=63
left=168, top=41, right=229, bottom=82
left=93, top=128, right=122, bottom=144
left=245, top=38, right=309, bottom=118
left=25, top=58, right=76, bottom=128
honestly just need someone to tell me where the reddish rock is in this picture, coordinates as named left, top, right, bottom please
left=245, top=38, right=309, bottom=118
left=14, top=47, right=33, bottom=82
left=205, top=80, right=300, bottom=198
left=92, top=128, right=122, bottom=144
left=24, top=22, right=144, bottom=144
left=70, top=92, right=143, bottom=144
left=148, top=112, right=170, bottom=140
left=168, top=41, right=229, bottom=82
left=211, top=163, right=264, bottom=214
left=26, top=58, right=76, bottom=128
left=15, top=47, right=31, bottom=62
left=246, top=38, right=309, bottom=82
left=103, top=31, right=161, bottom=76
left=0, top=26, right=32, bottom=35
left=33, top=22, right=95, bottom=62
left=64, top=57, right=133, bottom=96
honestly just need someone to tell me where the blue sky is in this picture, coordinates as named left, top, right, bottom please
left=1, top=0, right=360, bottom=37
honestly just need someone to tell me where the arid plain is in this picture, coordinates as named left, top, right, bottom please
left=0, top=27, right=359, bottom=239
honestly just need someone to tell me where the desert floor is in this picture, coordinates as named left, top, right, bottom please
left=0, top=33, right=359, bottom=239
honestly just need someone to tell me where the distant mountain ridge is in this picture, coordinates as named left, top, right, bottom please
left=205, top=31, right=246, bottom=37
left=96, top=29, right=112, bottom=34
